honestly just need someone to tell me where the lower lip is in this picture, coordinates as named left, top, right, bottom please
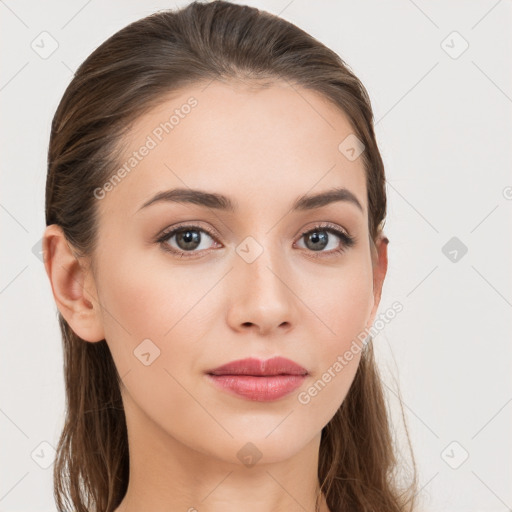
left=206, top=374, right=307, bottom=401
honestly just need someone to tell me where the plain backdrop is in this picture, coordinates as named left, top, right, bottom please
left=1, top=1, right=511, bottom=511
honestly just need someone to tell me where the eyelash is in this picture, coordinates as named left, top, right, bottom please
left=155, top=222, right=356, bottom=259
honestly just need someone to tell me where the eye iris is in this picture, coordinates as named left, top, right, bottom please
left=305, top=230, right=328, bottom=251
left=176, top=229, right=201, bottom=250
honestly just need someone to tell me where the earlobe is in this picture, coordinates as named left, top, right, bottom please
left=42, top=224, right=105, bottom=343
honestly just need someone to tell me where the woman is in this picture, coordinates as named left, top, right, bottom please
left=42, top=1, right=417, bottom=511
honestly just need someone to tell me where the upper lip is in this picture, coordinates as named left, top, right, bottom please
left=207, top=356, right=308, bottom=376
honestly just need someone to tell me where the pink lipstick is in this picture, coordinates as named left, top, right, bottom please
left=205, top=356, right=308, bottom=401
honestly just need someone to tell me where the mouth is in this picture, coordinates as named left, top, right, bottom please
left=205, top=356, right=308, bottom=401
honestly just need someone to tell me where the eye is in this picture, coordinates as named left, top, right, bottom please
left=156, top=224, right=220, bottom=257
left=155, top=221, right=356, bottom=259
left=295, top=223, right=356, bottom=258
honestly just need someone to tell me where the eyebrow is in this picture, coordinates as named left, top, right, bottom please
left=137, top=186, right=364, bottom=214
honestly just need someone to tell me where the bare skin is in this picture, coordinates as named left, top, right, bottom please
left=43, top=79, right=388, bottom=512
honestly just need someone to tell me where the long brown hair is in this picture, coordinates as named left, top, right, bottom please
left=45, top=1, right=418, bottom=511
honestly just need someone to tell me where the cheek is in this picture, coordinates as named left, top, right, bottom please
left=296, top=350, right=362, bottom=436
left=94, top=250, right=220, bottom=440
left=297, top=261, right=373, bottom=419
left=308, top=257, right=374, bottom=344
left=96, top=250, right=214, bottom=374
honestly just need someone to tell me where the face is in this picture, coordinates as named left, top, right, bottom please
left=54, top=79, right=387, bottom=466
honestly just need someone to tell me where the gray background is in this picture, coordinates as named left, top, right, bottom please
left=1, top=1, right=511, bottom=511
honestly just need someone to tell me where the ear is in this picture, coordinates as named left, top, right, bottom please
left=42, top=224, right=105, bottom=342
left=365, top=234, right=389, bottom=330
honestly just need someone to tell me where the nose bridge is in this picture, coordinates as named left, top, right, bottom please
left=239, top=232, right=289, bottom=296
left=229, top=231, right=298, bottom=332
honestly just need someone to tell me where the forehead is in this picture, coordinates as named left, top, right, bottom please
left=99, top=79, right=368, bottom=219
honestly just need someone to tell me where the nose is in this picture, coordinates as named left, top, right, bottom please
left=226, top=246, right=299, bottom=336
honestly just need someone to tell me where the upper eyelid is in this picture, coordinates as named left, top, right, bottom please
left=158, top=222, right=218, bottom=240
